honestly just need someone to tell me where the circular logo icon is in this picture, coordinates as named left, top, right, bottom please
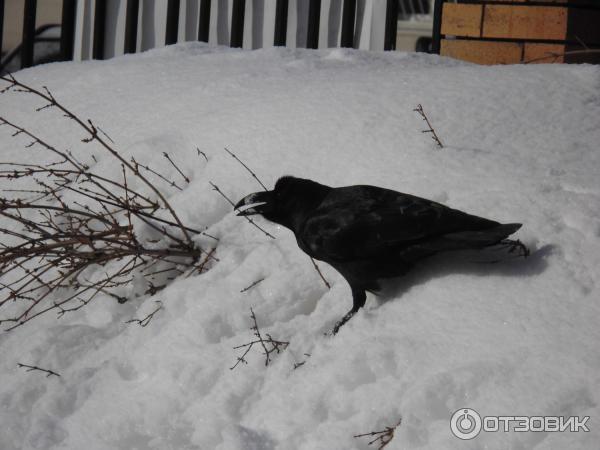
left=450, top=408, right=482, bottom=440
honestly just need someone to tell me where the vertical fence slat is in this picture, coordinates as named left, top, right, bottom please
left=0, top=0, right=5, bottom=59
left=93, top=0, right=106, bottom=59
left=306, top=0, right=321, bottom=49
left=198, top=0, right=211, bottom=42
left=431, top=0, right=443, bottom=54
left=384, top=0, right=398, bottom=51
left=340, top=0, right=356, bottom=48
left=21, top=0, right=37, bottom=68
left=274, top=0, right=288, bottom=46
left=230, top=0, right=245, bottom=48
left=60, top=0, right=76, bottom=61
left=124, top=0, right=139, bottom=53
left=5, top=0, right=439, bottom=64
left=166, top=0, right=180, bottom=45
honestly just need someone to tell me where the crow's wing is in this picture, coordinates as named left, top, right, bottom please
left=298, top=186, right=498, bottom=261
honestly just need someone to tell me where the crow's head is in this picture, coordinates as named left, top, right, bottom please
left=235, top=176, right=329, bottom=230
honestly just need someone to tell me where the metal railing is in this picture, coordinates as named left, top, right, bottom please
left=0, top=0, right=76, bottom=73
left=1, top=0, right=431, bottom=73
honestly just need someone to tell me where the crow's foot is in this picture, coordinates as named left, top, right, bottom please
left=331, top=310, right=357, bottom=335
left=499, top=239, right=530, bottom=258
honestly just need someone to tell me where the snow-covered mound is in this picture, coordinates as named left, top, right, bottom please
left=1, top=44, right=599, bottom=450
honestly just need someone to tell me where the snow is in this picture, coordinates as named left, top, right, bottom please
left=1, top=43, right=599, bottom=450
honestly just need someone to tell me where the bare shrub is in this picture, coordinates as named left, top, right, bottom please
left=0, top=75, right=216, bottom=330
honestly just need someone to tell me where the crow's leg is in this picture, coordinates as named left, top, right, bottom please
left=332, top=286, right=366, bottom=335
left=332, top=310, right=356, bottom=335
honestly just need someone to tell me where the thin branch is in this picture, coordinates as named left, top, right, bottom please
left=240, top=277, right=265, bottom=293
left=17, top=363, right=61, bottom=378
left=413, top=104, right=443, bottom=149
left=163, top=152, right=190, bottom=184
left=126, top=301, right=163, bottom=327
left=97, top=125, right=115, bottom=144
left=230, top=308, right=289, bottom=370
left=354, top=419, right=402, bottom=450
left=293, top=353, right=311, bottom=370
left=196, top=147, right=208, bottom=161
left=310, top=257, right=331, bottom=289
left=224, top=147, right=268, bottom=191
left=131, top=157, right=183, bottom=191
left=209, top=181, right=275, bottom=239
left=185, top=247, right=217, bottom=278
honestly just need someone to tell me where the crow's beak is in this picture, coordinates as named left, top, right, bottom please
left=234, top=190, right=274, bottom=216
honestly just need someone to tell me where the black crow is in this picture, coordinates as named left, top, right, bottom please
left=235, top=176, right=526, bottom=334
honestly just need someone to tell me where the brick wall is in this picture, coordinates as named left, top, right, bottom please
left=437, top=0, right=600, bottom=64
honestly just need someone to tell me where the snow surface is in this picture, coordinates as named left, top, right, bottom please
left=1, top=44, right=599, bottom=450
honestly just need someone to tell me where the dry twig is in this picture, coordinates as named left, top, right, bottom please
left=354, top=419, right=402, bottom=450
left=240, top=277, right=265, bottom=293
left=224, top=147, right=268, bottom=191
left=293, top=353, right=311, bottom=370
left=17, top=363, right=61, bottom=378
left=126, top=301, right=163, bottom=327
left=209, top=181, right=275, bottom=239
left=196, top=147, right=208, bottom=161
left=163, top=152, right=190, bottom=183
left=414, top=104, right=443, bottom=149
left=310, top=257, right=331, bottom=289
left=131, top=156, right=183, bottom=191
left=185, top=247, right=217, bottom=278
left=230, top=308, right=289, bottom=370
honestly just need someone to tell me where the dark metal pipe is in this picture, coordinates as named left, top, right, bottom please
left=124, top=0, right=139, bottom=53
left=198, top=0, right=211, bottom=42
left=93, top=0, right=106, bottom=59
left=274, top=0, right=288, bottom=46
left=21, top=0, right=37, bottom=68
left=384, top=0, right=398, bottom=51
left=230, top=0, right=245, bottom=48
left=431, top=0, right=444, bottom=54
left=166, top=0, right=180, bottom=45
left=340, top=0, right=356, bottom=48
left=60, top=0, right=77, bottom=61
left=307, top=0, right=321, bottom=49
left=0, top=0, right=6, bottom=59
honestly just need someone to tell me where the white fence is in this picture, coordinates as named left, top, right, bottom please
left=73, top=0, right=397, bottom=61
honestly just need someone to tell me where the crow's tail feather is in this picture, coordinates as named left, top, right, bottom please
left=440, top=223, right=522, bottom=249
left=399, top=223, right=523, bottom=261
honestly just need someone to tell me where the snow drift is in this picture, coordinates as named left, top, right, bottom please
left=0, top=44, right=599, bottom=450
